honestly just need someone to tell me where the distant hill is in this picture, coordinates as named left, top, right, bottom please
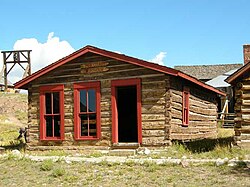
left=0, top=92, right=28, bottom=131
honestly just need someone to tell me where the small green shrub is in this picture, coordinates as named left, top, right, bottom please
left=40, top=159, right=54, bottom=171
left=51, top=167, right=66, bottom=177
left=64, top=175, right=79, bottom=183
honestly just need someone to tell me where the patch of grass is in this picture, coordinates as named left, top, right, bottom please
left=51, top=167, right=66, bottom=178
left=218, top=128, right=235, bottom=138
left=40, top=159, right=54, bottom=171
left=86, top=151, right=104, bottom=158
left=64, top=175, right=79, bottom=183
left=40, top=150, right=70, bottom=156
left=15, top=110, right=27, bottom=124
left=0, top=127, right=20, bottom=147
left=142, top=161, right=160, bottom=172
left=0, top=158, right=249, bottom=186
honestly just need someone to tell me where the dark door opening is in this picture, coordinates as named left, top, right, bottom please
left=117, top=85, right=138, bottom=142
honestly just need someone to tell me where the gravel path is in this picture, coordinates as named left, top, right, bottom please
left=1, top=150, right=250, bottom=167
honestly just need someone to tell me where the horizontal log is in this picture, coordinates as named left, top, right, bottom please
left=190, top=105, right=217, bottom=116
left=142, top=114, right=165, bottom=121
left=142, top=130, right=165, bottom=137
left=240, top=93, right=250, bottom=99
left=235, top=90, right=243, bottom=96
left=142, top=121, right=165, bottom=130
left=189, top=111, right=216, bottom=121
left=171, top=127, right=200, bottom=134
left=241, top=100, right=250, bottom=106
left=142, top=90, right=166, bottom=99
left=142, top=105, right=165, bottom=114
left=142, top=97, right=166, bottom=105
left=142, top=81, right=166, bottom=89
left=171, top=131, right=217, bottom=140
left=238, top=127, right=250, bottom=133
left=142, top=137, right=166, bottom=146
left=236, top=133, right=250, bottom=140
left=171, top=101, right=182, bottom=111
left=242, top=114, right=250, bottom=121
left=141, top=74, right=166, bottom=82
left=171, top=108, right=182, bottom=119
left=171, top=92, right=182, bottom=104
left=189, top=98, right=214, bottom=109
left=237, top=82, right=250, bottom=90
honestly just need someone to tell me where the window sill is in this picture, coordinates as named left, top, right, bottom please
left=40, top=138, right=64, bottom=141
left=75, top=137, right=100, bottom=141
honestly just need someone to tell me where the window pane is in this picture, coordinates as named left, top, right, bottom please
left=88, top=89, right=96, bottom=112
left=80, top=114, right=88, bottom=136
left=45, top=93, right=52, bottom=114
left=80, top=90, right=87, bottom=112
left=46, top=116, right=53, bottom=137
left=54, top=115, right=61, bottom=137
left=89, top=114, right=97, bottom=136
left=53, top=92, right=60, bottom=114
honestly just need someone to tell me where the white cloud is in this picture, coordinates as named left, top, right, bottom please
left=150, top=52, right=167, bottom=66
left=1, top=32, right=75, bottom=84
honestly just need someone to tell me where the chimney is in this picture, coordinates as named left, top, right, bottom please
left=243, top=44, right=250, bottom=65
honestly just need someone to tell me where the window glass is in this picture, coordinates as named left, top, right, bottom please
left=54, top=115, right=61, bottom=137
left=46, top=116, right=53, bottom=137
left=88, top=89, right=96, bottom=112
left=80, top=114, right=88, bottom=136
left=89, top=114, right=97, bottom=136
left=45, top=93, right=52, bottom=114
left=80, top=90, right=87, bottom=112
left=53, top=92, right=60, bottom=114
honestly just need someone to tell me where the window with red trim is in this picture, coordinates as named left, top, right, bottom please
left=182, top=87, right=190, bottom=126
left=40, top=85, right=64, bottom=140
left=74, top=82, right=101, bottom=140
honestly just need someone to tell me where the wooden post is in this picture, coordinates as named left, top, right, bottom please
left=3, top=52, right=7, bottom=91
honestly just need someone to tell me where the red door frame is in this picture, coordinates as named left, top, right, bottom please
left=111, top=78, right=142, bottom=144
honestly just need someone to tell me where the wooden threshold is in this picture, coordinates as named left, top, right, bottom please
left=112, top=142, right=140, bottom=149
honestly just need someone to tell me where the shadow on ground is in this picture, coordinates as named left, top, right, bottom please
left=175, top=136, right=234, bottom=153
left=1, top=142, right=27, bottom=151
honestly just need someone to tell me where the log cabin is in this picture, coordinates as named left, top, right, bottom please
left=14, top=45, right=225, bottom=150
left=226, top=44, right=250, bottom=148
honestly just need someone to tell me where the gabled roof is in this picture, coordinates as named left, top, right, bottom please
left=206, top=69, right=238, bottom=88
left=14, top=45, right=225, bottom=96
left=174, top=64, right=243, bottom=80
left=226, top=61, right=250, bottom=84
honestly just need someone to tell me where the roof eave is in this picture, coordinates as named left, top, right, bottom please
left=225, top=62, right=250, bottom=84
left=178, top=72, right=226, bottom=96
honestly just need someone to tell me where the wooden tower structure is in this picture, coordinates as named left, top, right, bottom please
left=1, top=50, right=31, bottom=91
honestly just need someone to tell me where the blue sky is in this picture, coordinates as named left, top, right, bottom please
left=1, top=0, right=250, bottom=76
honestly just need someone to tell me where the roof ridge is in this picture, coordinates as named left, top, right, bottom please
left=14, top=45, right=225, bottom=96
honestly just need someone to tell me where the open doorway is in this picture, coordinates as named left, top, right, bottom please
left=111, top=78, right=142, bottom=144
left=117, top=86, right=138, bottom=142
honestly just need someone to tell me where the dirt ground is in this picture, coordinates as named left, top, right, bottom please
left=0, top=92, right=28, bottom=128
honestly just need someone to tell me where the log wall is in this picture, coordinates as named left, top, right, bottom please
left=234, top=80, right=250, bottom=147
left=27, top=53, right=171, bottom=147
left=169, top=77, right=218, bottom=140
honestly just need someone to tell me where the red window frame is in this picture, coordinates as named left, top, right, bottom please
left=74, top=81, right=101, bottom=140
left=111, top=78, right=142, bottom=144
left=182, top=86, right=190, bottom=126
left=39, top=84, right=65, bottom=141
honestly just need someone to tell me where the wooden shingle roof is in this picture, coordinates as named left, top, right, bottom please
left=174, top=64, right=243, bottom=80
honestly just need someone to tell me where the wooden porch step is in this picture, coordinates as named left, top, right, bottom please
left=112, top=143, right=140, bottom=149
left=109, top=149, right=136, bottom=156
